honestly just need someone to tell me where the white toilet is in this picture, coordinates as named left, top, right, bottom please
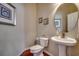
left=30, top=37, right=48, bottom=56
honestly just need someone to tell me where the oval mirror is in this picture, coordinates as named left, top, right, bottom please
left=54, top=3, right=78, bottom=33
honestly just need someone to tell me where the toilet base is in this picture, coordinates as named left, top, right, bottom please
left=33, top=52, right=44, bottom=56
left=33, top=50, right=44, bottom=56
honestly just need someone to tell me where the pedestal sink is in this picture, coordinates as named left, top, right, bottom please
left=51, top=36, right=77, bottom=56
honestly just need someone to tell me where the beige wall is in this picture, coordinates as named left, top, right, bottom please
left=1, top=3, right=79, bottom=56
left=21, top=3, right=79, bottom=56
left=24, top=4, right=37, bottom=48
left=36, top=3, right=79, bottom=56
left=37, top=3, right=57, bottom=37
left=37, top=3, right=59, bottom=55
left=0, top=4, right=25, bottom=56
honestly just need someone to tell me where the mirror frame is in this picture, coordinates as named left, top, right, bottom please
left=53, top=3, right=79, bottom=33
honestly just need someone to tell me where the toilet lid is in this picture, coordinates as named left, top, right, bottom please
left=30, top=45, right=44, bottom=50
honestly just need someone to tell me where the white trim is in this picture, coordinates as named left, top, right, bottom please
left=44, top=50, right=54, bottom=56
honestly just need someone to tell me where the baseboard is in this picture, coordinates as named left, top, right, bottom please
left=44, top=50, right=53, bottom=56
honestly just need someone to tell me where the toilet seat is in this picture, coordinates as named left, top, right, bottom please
left=30, top=45, right=44, bottom=53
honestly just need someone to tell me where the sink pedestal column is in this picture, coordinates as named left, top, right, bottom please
left=59, top=44, right=66, bottom=56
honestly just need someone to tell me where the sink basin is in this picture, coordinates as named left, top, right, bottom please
left=51, top=36, right=77, bottom=46
left=51, top=36, right=77, bottom=56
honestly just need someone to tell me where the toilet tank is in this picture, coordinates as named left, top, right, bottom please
left=40, top=37, right=48, bottom=47
left=35, top=37, right=40, bottom=44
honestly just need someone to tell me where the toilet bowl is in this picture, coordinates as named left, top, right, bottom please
left=30, top=45, right=44, bottom=56
left=30, top=37, right=48, bottom=56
